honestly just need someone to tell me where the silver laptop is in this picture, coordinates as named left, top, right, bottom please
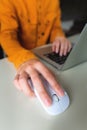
left=32, top=24, right=87, bottom=70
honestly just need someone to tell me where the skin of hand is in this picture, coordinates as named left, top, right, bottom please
left=52, top=37, right=72, bottom=56
left=14, top=59, right=64, bottom=107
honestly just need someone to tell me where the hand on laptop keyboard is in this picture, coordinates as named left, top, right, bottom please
left=52, top=37, right=72, bottom=56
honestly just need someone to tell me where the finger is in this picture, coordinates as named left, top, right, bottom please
left=54, top=37, right=64, bottom=55
left=18, top=72, right=35, bottom=97
left=25, top=67, right=52, bottom=106
left=68, top=41, right=72, bottom=52
left=60, top=39, right=71, bottom=55
left=52, top=40, right=60, bottom=53
left=55, top=41, right=60, bottom=53
left=14, top=74, right=22, bottom=91
left=52, top=42, right=56, bottom=52
left=63, top=42, right=69, bottom=56
left=59, top=41, right=65, bottom=56
left=34, top=62, right=64, bottom=96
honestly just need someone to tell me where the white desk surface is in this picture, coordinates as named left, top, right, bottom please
left=0, top=35, right=87, bottom=130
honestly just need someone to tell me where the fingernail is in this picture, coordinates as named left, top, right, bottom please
left=59, top=89, right=65, bottom=96
left=56, top=50, right=58, bottom=53
left=44, top=98, right=52, bottom=107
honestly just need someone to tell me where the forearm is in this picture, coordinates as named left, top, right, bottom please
left=0, top=1, right=37, bottom=68
left=0, top=32, right=37, bottom=68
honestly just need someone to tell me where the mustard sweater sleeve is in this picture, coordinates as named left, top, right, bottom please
left=0, top=0, right=37, bottom=68
left=50, top=0, right=65, bottom=42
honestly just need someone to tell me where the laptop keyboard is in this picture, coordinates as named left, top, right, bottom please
left=44, top=51, right=71, bottom=65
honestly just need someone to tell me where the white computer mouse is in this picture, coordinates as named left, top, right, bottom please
left=28, top=76, right=70, bottom=116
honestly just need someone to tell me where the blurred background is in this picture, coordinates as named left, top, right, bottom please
left=60, top=0, right=87, bottom=36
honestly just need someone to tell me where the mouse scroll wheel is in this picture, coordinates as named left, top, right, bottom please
left=52, top=94, right=60, bottom=102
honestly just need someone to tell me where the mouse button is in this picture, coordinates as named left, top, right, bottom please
left=52, top=94, right=60, bottom=102
left=58, top=91, right=67, bottom=99
left=59, top=94, right=70, bottom=111
left=47, top=102, right=62, bottom=115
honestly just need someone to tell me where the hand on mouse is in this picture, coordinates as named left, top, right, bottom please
left=52, top=37, right=71, bottom=56
left=14, top=59, right=64, bottom=106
